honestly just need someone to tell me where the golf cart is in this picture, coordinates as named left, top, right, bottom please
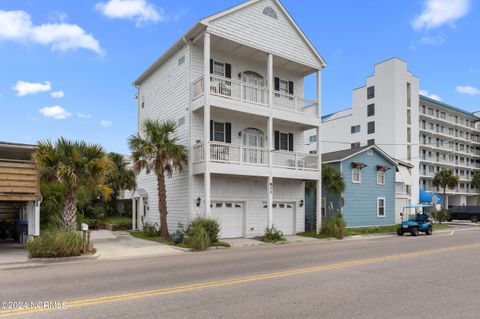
left=397, top=204, right=433, bottom=236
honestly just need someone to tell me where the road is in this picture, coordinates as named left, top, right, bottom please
left=1, top=228, right=480, bottom=319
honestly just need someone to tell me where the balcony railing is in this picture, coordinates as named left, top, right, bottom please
left=193, top=142, right=318, bottom=171
left=192, top=75, right=319, bottom=117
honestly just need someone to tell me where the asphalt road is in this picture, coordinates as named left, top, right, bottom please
left=1, top=228, right=480, bottom=319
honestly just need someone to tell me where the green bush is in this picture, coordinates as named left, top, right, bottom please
left=261, top=226, right=285, bottom=243
left=321, top=213, right=347, bottom=239
left=186, top=217, right=220, bottom=244
left=27, top=230, right=84, bottom=258
left=185, top=225, right=209, bottom=251
left=142, top=223, right=159, bottom=237
left=432, top=209, right=450, bottom=223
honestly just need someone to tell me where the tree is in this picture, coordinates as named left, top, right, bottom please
left=106, top=152, right=137, bottom=214
left=306, top=165, right=345, bottom=232
left=432, top=169, right=459, bottom=210
left=34, top=138, right=113, bottom=231
left=128, top=120, right=187, bottom=239
left=471, top=172, right=480, bottom=205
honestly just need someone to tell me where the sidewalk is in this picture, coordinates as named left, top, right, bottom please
left=91, top=230, right=185, bottom=260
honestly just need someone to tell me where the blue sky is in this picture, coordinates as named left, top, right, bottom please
left=1, top=0, right=479, bottom=154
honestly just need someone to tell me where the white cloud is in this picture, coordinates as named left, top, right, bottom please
left=100, top=120, right=112, bottom=127
left=95, top=0, right=163, bottom=26
left=48, top=11, right=68, bottom=23
left=50, top=90, right=64, bottom=98
left=456, top=85, right=480, bottom=96
left=12, top=80, right=51, bottom=96
left=419, top=35, right=445, bottom=46
left=39, top=106, right=72, bottom=119
left=77, top=112, right=92, bottom=118
left=412, top=0, right=470, bottom=31
left=0, top=10, right=103, bottom=54
left=420, top=89, right=442, bottom=101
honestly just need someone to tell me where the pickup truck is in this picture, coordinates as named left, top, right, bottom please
left=448, top=206, right=480, bottom=223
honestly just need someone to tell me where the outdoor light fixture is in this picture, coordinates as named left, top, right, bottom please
left=196, top=197, right=201, bottom=207
left=238, top=131, right=242, bottom=137
left=299, top=199, right=304, bottom=207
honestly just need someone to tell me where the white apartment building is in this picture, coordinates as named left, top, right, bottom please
left=310, top=58, right=480, bottom=212
left=132, top=0, right=324, bottom=238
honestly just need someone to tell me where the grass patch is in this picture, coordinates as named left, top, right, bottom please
left=101, top=216, right=132, bottom=225
left=298, top=223, right=450, bottom=238
left=210, top=241, right=231, bottom=248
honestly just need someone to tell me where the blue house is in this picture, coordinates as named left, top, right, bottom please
left=320, top=145, right=397, bottom=227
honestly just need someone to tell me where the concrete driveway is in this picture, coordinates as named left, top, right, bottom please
left=0, top=241, right=28, bottom=265
left=91, top=230, right=185, bottom=260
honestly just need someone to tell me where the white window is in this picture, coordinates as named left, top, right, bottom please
left=377, top=197, right=385, bottom=217
left=309, top=135, right=317, bottom=143
left=213, top=61, right=225, bottom=77
left=279, top=132, right=289, bottom=150
left=213, top=121, right=225, bottom=142
left=351, top=125, right=360, bottom=134
left=352, top=168, right=361, bottom=183
left=377, top=171, right=385, bottom=185
left=279, top=79, right=289, bottom=94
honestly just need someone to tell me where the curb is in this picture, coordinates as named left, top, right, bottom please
left=28, top=253, right=100, bottom=264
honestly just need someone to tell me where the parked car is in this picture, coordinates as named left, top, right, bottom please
left=448, top=206, right=480, bottom=223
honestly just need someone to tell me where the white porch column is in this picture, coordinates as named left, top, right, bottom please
left=132, top=198, right=137, bottom=230
left=316, top=70, right=323, bottom=234
left=204, top=32, right=211, bottom=217
left=138, top=196, right=144, bottom=229
left=267, top=53, right=274, bottom=228
left=34, top=201, right=40, bottom=236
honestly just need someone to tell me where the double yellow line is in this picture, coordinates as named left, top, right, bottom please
left=2, top=242, right=480, bottom=318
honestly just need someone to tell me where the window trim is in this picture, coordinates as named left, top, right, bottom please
left=367, top=103, right=375, bottom=117
left=352, top=168, right=361, bottom=183
left=213, top=121, right=226, bottom=142
left=377, top=197, right=386, bottom=218
left=278, top=131, right=292, bottom=151
left=212, top=59, right=226, bottom=77
left=351, top=125, right=360, bottom=134
left=377, top=170, right=385, bottom=185
left=367, top=121, right=375, bottom=134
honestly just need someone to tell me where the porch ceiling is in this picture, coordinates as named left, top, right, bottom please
left=197, top=34, right=316, bottom=76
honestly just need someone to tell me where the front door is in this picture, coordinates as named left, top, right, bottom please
left=243, top=75, right=265, bottom=103
left=243, top=131, right=263, bottom=164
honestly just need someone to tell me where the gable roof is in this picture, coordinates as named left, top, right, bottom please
left=322, top=145, right=397, bottom=166
left=134, top=0, right=325, bottom=85
left=201, top=0, right=326, bottom=67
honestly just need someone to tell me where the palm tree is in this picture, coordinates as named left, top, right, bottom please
left=106, top=152, right=137, bottom=214
left=471, top=172, right=480, bottom=205
left=128, top=120, right=187, bottom=239
left=432, top=169, right=459, bottom=209
left=34, top=138, right=113, bottom=230
left=306, top=165, right=345, bottom=231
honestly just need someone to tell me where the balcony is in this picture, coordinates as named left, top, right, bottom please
left=193, top=142, right=318, bottom=171
left=192, top=75, right=319, bottom=118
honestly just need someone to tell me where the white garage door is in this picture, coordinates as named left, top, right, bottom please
left=211, top=202, right=244, bottom=238
left=263, top=202, right=295, bottom=235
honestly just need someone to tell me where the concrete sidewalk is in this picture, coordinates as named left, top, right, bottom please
left=91, top=230, right=185, bottom=260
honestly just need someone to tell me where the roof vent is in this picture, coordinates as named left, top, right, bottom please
left=263, top=6, right=278, bottom=19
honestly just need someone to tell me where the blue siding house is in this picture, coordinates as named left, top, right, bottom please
left=321, top=145, right=397, bottom=227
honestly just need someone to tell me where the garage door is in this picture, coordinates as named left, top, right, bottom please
left=211, top=202, right=244, bottom=238
left=263, top=202, right=295, bottom=235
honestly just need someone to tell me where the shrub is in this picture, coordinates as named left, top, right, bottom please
left=185, top=225, right=209, bottom=251
left=432, top=209, right=449, bottom=224
left=142, top=223, right=159, bottom=237
left=27, top=230, right=84, bottom=258
left=186, top=217, right=220, bottom=244
left=321, top=213, right=346, bottom=239
left=261, top=226, right=285, bottom=243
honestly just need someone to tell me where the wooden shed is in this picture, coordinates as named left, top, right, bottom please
left=0, top=141, right=41, bottom=244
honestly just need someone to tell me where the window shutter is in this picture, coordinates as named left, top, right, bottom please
left=209, top=59, right=213, bottom=74
left=274, top=131, right=280, bottom=150
left=274, top=77, right=280, bottom=91
left=288, top=133, right=294, bottom=151
left=210, top=120, right=213, bottom=141
left=225, top=63, right=231, bottom=78
left=288, top=81, right=294, bottom=95
left=225, top=122, right=232, bottom=143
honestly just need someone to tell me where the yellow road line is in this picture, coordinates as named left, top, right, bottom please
left=1, top=242, right=479, bottom=318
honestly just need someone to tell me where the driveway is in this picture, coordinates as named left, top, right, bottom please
left=91, top=230, right=184, bottom=260
left=0, top=241, right=28, bottom=265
